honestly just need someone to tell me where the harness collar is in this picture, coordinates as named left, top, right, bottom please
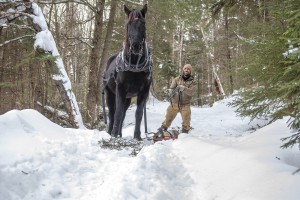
left=102, top=42, right=153, bottom=90
left=116, top=42, right=152, bottom=73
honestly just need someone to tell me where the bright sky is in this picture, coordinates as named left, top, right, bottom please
left=1, top=97, right=300, bottom=200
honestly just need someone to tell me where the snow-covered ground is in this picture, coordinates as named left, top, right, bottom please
left=0, top=97, right=300, bottom=200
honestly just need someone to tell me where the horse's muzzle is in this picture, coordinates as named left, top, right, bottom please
left=131, top=44, right=142, bottom=54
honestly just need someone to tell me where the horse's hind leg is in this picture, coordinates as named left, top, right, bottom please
left=105, top=88, right=115, bottom=135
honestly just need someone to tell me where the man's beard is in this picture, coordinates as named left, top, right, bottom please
left=182, top=73, right=190, bottom=80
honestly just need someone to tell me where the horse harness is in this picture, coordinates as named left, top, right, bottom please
left=102, top=42, right=153, bottom=89
left=101, top=42, right=153, bottom=125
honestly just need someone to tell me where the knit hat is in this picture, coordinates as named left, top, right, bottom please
left=183, top=64, right=192, bottom=73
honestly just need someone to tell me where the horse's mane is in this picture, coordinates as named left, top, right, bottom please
left=124, top=9, right=145, bottom=55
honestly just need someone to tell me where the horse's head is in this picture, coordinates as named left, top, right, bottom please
left=124, top=4, right=147, bottom=55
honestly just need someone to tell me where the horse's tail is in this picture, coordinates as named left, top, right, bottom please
left=101, top=53, right=119, bottom=124
left=101, top=88, right=107, bottom=124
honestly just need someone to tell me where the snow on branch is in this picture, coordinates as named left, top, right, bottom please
left=1, top=1, right=85, bottom=128
left=233, top=31, right=264, bottom=44
left=29, top=2, right=85, bottom=128
left=283, top=42, right=299, bottom=58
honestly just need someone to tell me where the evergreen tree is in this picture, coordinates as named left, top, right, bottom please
left=231, top=0, right=300, bottom=148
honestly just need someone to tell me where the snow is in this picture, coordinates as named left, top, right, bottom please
left=1, top=97, right=300, bottom=200
left=31, top=3, right=48, bottom=31
left=30, top=2, right=84, bottom=128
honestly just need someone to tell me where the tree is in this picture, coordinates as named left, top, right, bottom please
left=86, top=0, right=105, bottom=128
left=0, top=0, right=84, bottom=128
left=230, top=0, right=300, bottom=148
left=97, top=0, right=118, bottom=122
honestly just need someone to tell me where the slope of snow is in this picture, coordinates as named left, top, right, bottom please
left=0, top=97, right=299, bottom=200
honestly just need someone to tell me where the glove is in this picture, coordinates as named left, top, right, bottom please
left=178, top=85, right=185, bottom=92
left=164, top=89, right=172, bottom=94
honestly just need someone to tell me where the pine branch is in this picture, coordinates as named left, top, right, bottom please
left=281, top=132, right=300, bottom=149
left=292, top=168, right=300, bottom=175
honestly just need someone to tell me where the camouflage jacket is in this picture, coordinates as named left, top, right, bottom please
left=169, top=75, right=196, bottom=105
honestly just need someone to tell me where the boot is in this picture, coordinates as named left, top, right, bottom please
left=181, top=129, right=189, bottom=133
left=158, top=126, right=167, bottom=132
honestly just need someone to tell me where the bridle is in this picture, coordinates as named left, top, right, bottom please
left=128, top=37, right=145, bottom=56
left=116, top=16, right=151, bottom=73
left=127, top=37, right=145, bottom=68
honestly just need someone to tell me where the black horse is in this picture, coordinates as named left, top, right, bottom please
left=102, top=4, right=152, bottom=140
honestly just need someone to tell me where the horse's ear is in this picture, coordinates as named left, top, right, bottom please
left=141, top=4, right=147, bottom=18
left=124, top=5, right=131, bottom=17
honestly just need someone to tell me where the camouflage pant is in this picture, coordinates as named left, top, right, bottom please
left=161, top=103, right=191, bottom=132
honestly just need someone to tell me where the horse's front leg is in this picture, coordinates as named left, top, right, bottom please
left=112, top=84, right=126, bottom=137
left=105, top=88, right=115, bottom=135
left=134, top=85, right=150, bottom=140
left=118, top=98, right=131, bottom=135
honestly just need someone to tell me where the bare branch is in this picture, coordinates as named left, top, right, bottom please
left=62, top=35, right=93, bottom=49
left=36, top=0, right=97, bottom=13
left=0, top=34, right=34, bottom=47
left=122, top=0, right=144, bottom=6
left=0, top=23, right=35, bottom=32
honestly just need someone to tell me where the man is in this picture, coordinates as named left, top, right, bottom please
left=159, top=64, right=196, bottom=133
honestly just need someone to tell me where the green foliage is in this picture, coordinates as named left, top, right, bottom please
left=12, top=48, right=59, bottom=78
left=232, top=0, right=300, bottom=148
left=0, top=82, right=16, bottom=88
left=34, top=48, right=60, bottom=74
left=159, top=61, right=177, bottom=78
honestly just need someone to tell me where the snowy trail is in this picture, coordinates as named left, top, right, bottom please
left=95, top=142, right=197, bottom=200
left=0, top=126, right=198, bottom=200
left=1, top=98, right=300, bottom=200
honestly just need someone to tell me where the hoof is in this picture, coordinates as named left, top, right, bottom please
left=134, top=136, right=142, bottom=141
left=111, top=132, right=122, bottom=138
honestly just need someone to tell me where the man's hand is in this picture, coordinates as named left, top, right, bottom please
left=164, top=89, right=173, bottom=94
left=178, top=85, right=185, bottom=92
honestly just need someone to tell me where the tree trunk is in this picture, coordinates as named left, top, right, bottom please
left=200, top=22, right=226, bottom=98
left=86, top=0, right=105, bottom=128
left=98, top=0, right=117, bottom=103
left=224, top=11, right=233, bottom=94
left=0, top=33, right=9, bottom=113
left=0, top=44, right=4, bottom=111
left=212, top=66, right=226, bottom=96
left=26, top=2, right=84, bottom=128
left=178, top=22, right=184, bottom=72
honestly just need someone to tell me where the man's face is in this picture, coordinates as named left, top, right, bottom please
left=183, top=67, right=191, bottom=76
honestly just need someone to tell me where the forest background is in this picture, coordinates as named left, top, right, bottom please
left=1, top=0, right=299, bottom=147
